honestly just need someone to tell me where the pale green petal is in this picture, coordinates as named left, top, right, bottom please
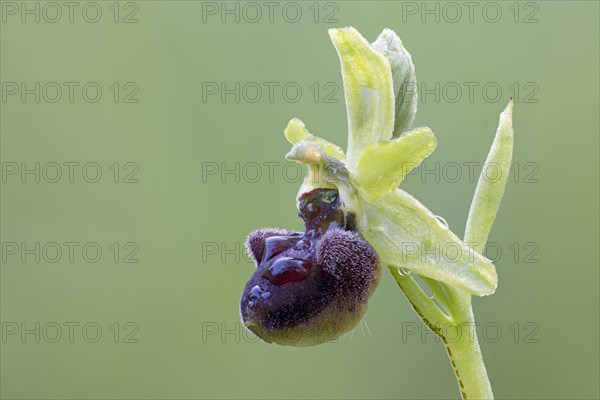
left=362, top=189, right=497, bottom=296
left=372, top=29, right=418, bottom=137
left=329, top=27, right=395, bottom=171
left=354, top=127, right=436, bottom=202
left=284, top=118, right=310, bottom=144
left=464, top=100, right=514, bottom=252
left=284, top=118, right=345, bottom=161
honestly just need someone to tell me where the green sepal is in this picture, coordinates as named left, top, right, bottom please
left=329, top=27, right=395, bottom=171
left=361, top=189, right=498, bottom=296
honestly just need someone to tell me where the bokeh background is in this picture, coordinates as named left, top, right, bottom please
left=1, top=1, right=598, bottom=399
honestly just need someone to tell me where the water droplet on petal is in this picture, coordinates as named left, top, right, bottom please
left=435, top=215, right=449, bottom=229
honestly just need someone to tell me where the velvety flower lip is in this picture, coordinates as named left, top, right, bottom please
left=240, top=188, right=379, bottom=347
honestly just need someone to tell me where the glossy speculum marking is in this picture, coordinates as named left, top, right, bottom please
left=241, top=188, right=380, bottom=346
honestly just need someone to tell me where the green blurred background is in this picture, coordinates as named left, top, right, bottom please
left=1, top=1, right=598, bottom=399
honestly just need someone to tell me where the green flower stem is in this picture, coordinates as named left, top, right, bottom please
left=390, top=269, right=493, bottom=399
left=444, top=288, right=493, bottom=400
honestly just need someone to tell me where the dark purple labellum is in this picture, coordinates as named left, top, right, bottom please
left=241, top=188, right=380, bottom=347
